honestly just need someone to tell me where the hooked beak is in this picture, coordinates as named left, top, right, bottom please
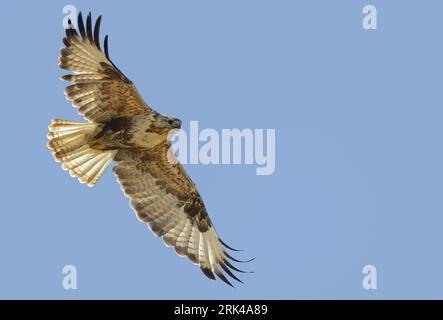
left=172, top=118, right=182, bottom=129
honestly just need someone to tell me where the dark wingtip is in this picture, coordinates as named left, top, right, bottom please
left=86, top=12, right=93, bottom=43
left=215, top=269, right=234, bottom=287
left=104, top=35, right=110, bottom=60
left=65, top=18, right=76, bottom=38
left=225, top=251, right=255, bottom=263
left=219, top=238, right=243, bottom=252
left=220, top=262, right=243, bottom=284
left=94, top=15, right=102, bottom=50
left=77, top=12, right=85, bottom=39
left=200, top=266, right=216, bottom=280
left=223, top=259, right=254, bottom=274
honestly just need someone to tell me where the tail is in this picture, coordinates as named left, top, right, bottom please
left=47, top=119, right=117, bottom=187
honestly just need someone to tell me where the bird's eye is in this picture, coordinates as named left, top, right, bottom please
left=168, top=120, right=173, bottom=125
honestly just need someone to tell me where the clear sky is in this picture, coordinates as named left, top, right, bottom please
left=1, top=0, right=443, bottom=299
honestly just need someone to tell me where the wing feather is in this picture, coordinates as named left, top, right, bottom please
left=60, top=12, right=152, bottom=122
left=113, top=143, right=248, bottom=285
left=174, top=219, right=192, bottom=256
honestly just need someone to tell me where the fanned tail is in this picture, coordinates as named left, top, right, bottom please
left=47, top=119, right=117, bottom=187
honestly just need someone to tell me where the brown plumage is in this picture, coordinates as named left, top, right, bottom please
left=47, top=12, right=251, bottom=286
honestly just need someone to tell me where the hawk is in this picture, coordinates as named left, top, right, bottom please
left=47, top=12, right=251, bottom=286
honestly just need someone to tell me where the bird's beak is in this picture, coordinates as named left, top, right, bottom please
left=174, top=119, right=182, bottom=129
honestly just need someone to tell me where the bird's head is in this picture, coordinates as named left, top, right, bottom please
left=152, top=113, right=182, bottom=133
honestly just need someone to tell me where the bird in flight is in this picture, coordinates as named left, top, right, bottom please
left=47, top=12, right=251, bottom=286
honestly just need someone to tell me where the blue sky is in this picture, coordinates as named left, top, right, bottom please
left=1, top=0, right=443, bottom=299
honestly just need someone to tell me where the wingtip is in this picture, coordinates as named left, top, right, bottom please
left=77, top=11, right=85, bottom=38
left=215, top=270, right=235, bottom=287
left=220, top=262, right=244, bottom=284
left=86, top=12, right=93, bottom=43
left=225, top=251, right=255, bottom=264
left=200, top=266, right=216, bottom=281
left=104, top=34, right=110, bottom=60
left=219, top=238, right=243, bottom=252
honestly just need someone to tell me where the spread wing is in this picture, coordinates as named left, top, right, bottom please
left=113, top=142, right=250, bottom=286
left=59, top=12, right=152, bottom=122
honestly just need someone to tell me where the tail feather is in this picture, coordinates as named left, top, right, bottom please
left=54, top=144, right=91, bottom=163
left=48, top=119, right=97, bottom=137
left=48, top=133, right=88, bottom=155
left=47, top=119, right=117, bottom=187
